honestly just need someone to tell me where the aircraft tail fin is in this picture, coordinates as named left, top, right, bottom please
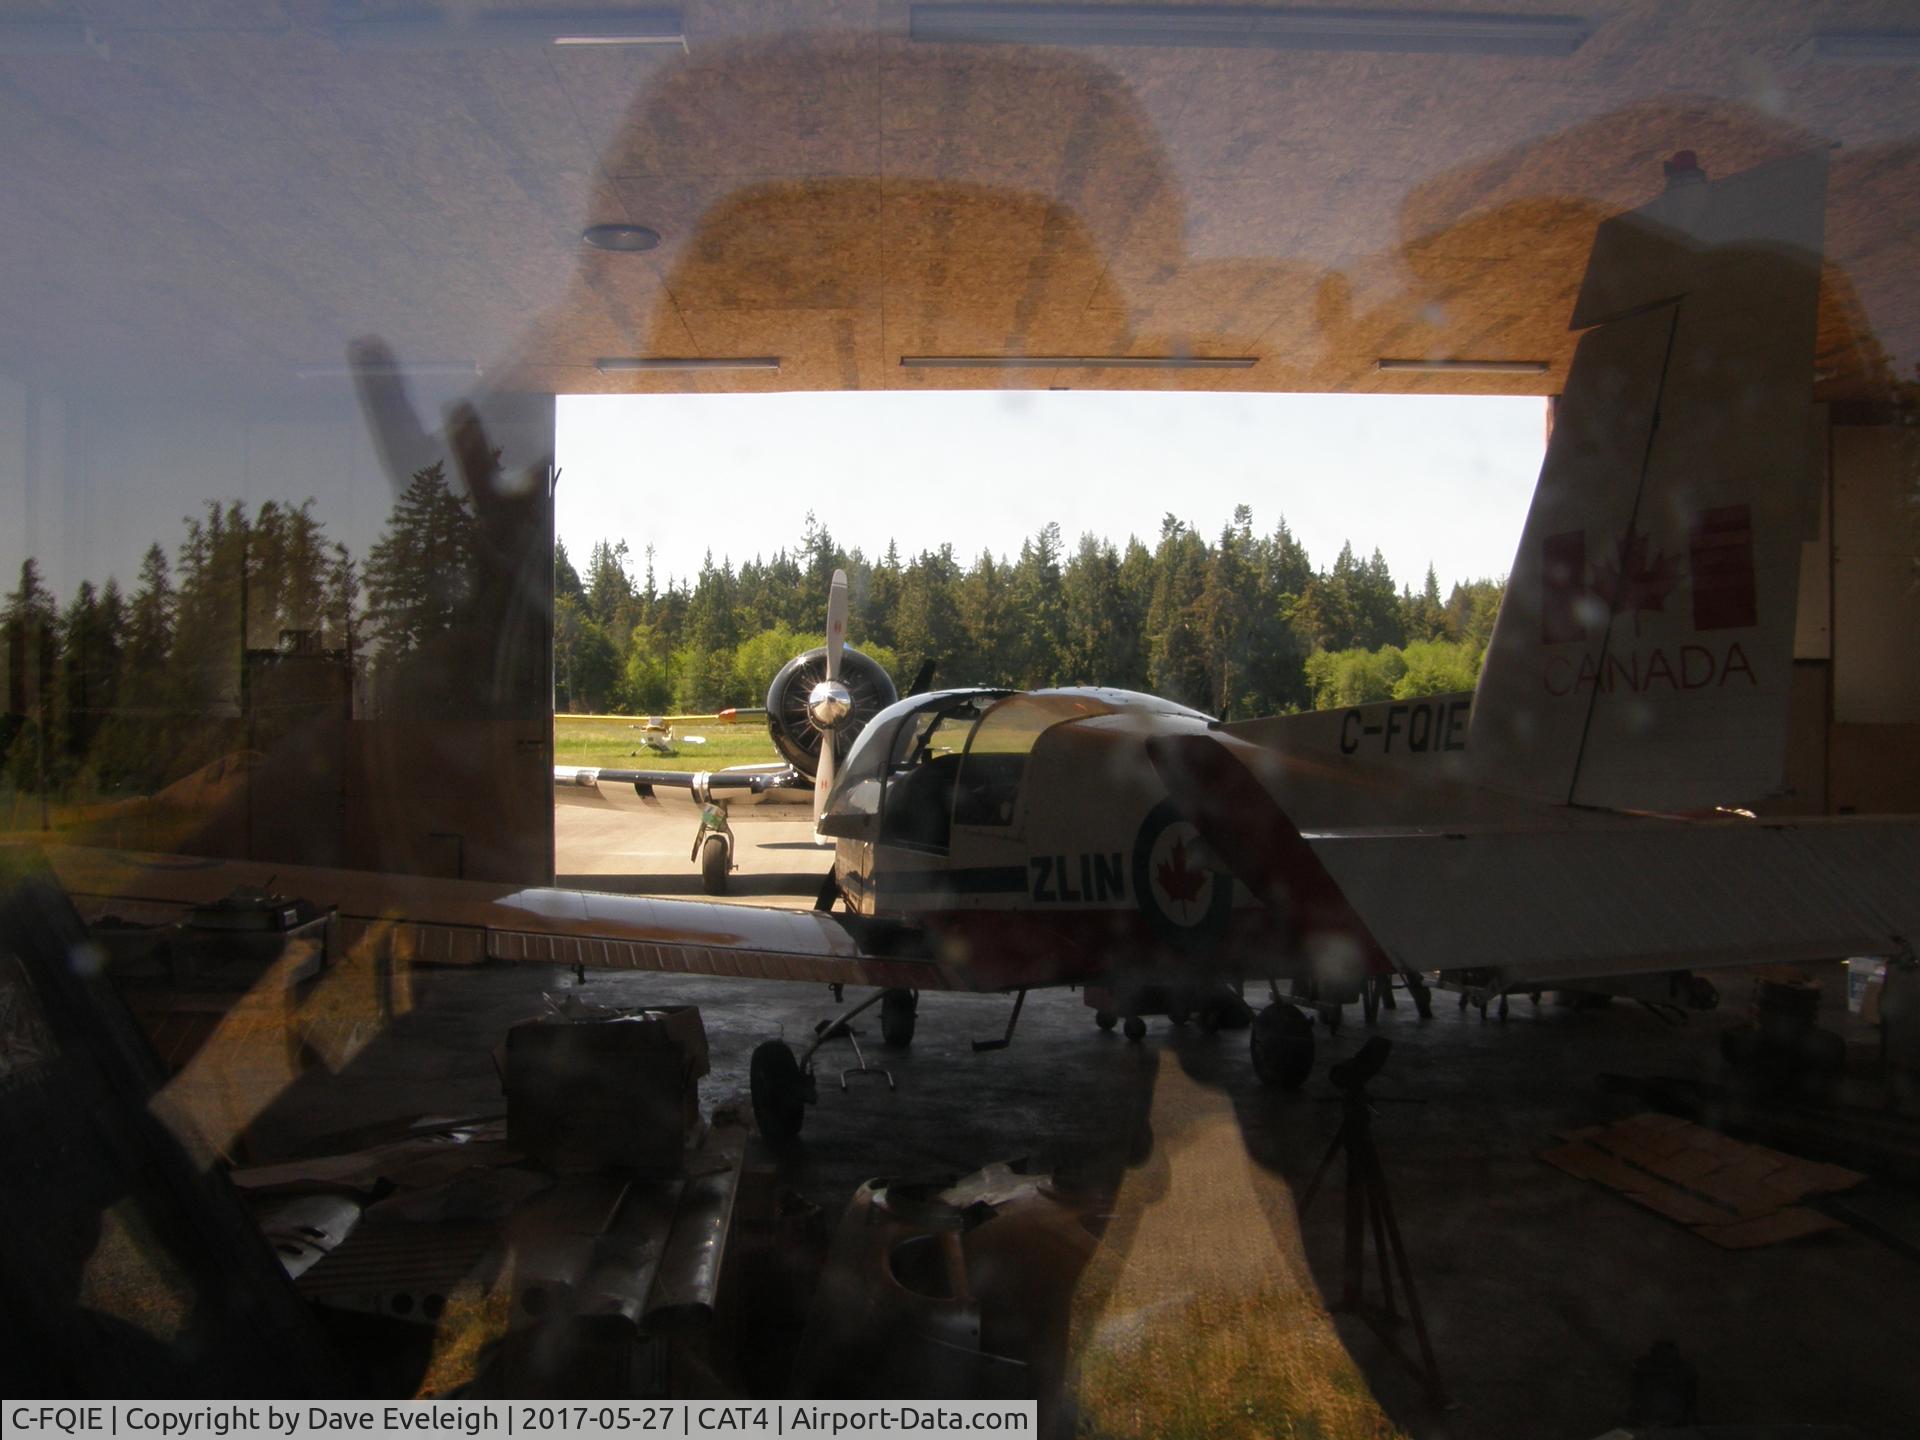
left=1467, top=151, right=1828, bottom=811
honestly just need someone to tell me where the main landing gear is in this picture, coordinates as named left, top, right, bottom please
left=751, top=985, right=920, bottom=1142
left=1086, top=981, right=1314, bottom=1090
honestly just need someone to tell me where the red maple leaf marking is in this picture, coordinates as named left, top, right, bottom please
left=1155, top=836, right=1209, bottom=917
left=1591, top=527, right=1682, bottom=637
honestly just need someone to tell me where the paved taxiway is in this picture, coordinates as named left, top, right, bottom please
left=556, top=791, right=824, bottom=905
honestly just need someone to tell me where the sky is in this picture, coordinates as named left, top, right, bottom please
left=556, top=390, right=1547, bottom=598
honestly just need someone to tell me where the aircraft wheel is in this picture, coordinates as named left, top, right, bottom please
left=750, top=1040, right=807, bottom=1142
left=1251, top=1004, right=1315, bottom=1089
left=1317, top=1001, right=1343, bottom=1034
left=1094, top=1010, right=1117, bottom=1031
left=1166, top=999, right=1191, bottom=1026
left=1123, top=1015, right=1147, bottom=1042
left=700, top=834, right=730, bottom=895
left=880, top=988, right=917, bottom=1049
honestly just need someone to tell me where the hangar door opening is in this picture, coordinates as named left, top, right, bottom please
left=548, top=389, right=1545, bottom=888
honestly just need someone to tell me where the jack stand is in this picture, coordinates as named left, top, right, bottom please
left=973, top=988, right=1028, bottom=1052
left=1297, top=1037, right=1448, bottom=1410
left=800, top=988, right=894, bottom=1092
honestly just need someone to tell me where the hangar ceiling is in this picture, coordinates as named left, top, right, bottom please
left=1, top=1, right=1916, bottom=403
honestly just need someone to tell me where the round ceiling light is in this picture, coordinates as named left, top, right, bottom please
left=581, top=223, right=660, bottom=252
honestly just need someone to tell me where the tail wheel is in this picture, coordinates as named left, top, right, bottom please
left=750, top=1040, right=808, bottom=1141
left=700, top=833, right=730, bottom=895
left=1251, top=1004, right=1315, bottom=1089
left=880, top=988, right=918, bottom=1049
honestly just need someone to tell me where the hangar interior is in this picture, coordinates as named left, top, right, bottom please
left=2, top=1, right=1920, bottom=1433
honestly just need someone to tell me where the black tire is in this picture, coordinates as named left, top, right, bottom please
left=700, top=833, right=730, bottom=895
left=1094, top=1010, right=1117, bottom=1031
left=750, top=1040, right=807, bottom=1141
left=880, top=988, right=917, bottom=1049
left=1123, top=1015, right=1147, bottom=1042
left=1251, top=1003, right=1315, bottom=1089
left=1317, top=1001, right=1342, bottom=1034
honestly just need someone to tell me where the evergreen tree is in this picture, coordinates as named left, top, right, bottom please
left=1006, top=522, right=1065, bottom=687
left=170, top=500, right=249, bottom=709
left=323, top=542, right=361, bottom=656
left=362, top=462, right=475, bottom=662
left=892, top=546, right=963, bottom=687
left=554, top=539, right=584, bottom=603
left=1403, top=563, right=1448, bottom=642
left=865, top=541, right=903, bottom=651
left=125, top=543, right=176, bottom=678
left=58, top=579, right=121, bottom=766
left=585, top=539, right=633, bottom=630
left=1059, top=534, right=1135, bottom=689
left=1146, top=516, right=1212, bottom=710
left=3, top=559, right=59, bottom=790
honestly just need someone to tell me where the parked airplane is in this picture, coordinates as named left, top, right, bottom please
left=554, top=581, right=909, bottom=892
left=563, top=709, right=766, bottom=759
left=42, top=149, right=1919, bottom=1143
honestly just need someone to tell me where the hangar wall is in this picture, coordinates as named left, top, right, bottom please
left=1773, top=415, right=1920, bottom=816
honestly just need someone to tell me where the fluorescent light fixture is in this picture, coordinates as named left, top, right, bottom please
left=597, top=357, right=781, bottom=372
left=295, top=361, right=482, bottom=380
left=901, top=355, right=1257, bottom=369
left=333, top=7, right=684, bottom=52
left=551, top=32, right=683, bottom=47
left=1813, top=30, right=1920, bottom=64
left=911, top=4, right=1589, bottom=57
left=1378, top=358, right=1549, bottom=374
left=0, top=20, right=107, bottom=56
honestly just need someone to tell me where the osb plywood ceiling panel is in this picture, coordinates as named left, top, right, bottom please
left=0, top=1, right=1914, bottom=401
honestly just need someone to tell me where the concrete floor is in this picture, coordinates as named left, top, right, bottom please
left=245, top=953, right=1918, bottom=1439
left=222, top=806, right=1920, bottom=1435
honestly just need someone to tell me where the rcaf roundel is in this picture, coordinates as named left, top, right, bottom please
left=1131, top=800, right=1235, bottom=948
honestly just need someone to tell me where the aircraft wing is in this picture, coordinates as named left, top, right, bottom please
left=45, top=845, right=955, bottom=992
left=555, top=764, right=799, bottom=798
left=1310, top=816, right=1920, bottom=986
left=554, top=764, right=810, bottom=817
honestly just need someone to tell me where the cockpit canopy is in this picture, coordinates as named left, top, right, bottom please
left=817, top=687, right=1213, bottom=845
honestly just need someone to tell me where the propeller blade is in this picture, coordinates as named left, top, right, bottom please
left=825, top=568, right=848, bottom=683
left=1143, top=733, right=1392, bottom=976
left=813, top=732, right=837, bottom=826
left=906, top=658, right=938, bottom=697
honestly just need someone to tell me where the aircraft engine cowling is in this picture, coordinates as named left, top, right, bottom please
left=766, top=646, right=899, bottom=781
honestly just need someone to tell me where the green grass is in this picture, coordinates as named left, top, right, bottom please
left=553, top=715, right=783, bottom=771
